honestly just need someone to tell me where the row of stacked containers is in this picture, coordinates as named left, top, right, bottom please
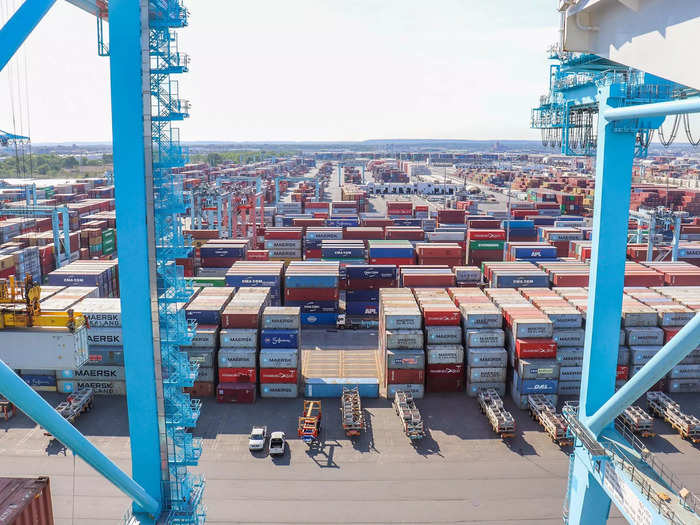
left=375, top=284, right=700, bottom=400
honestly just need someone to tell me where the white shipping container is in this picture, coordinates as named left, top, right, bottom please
left=219, top=329, right=258, bottom=348
left=73, top=297, right=122, bottom=327
left=0, top=326, right=88, bottom=370
left=218, top=348, right=257, bottom=368
left=57, top=365, right=125, bottom=381
left=87, top=327, right=122, bottom=347
left=466, top=380, right=505, bottom=398
left=386, top=383, right=424, bottom=399
left=260, top=383, right=299, bottom=398
left=190, top=327, right=219, bottom=347
left=464, top=329, right=505, bottom=348
left=466, top=347, right=507, bottom=368
left=384, top=329, right=424, bottom=350
left=426, top=344, right=464, bottom=364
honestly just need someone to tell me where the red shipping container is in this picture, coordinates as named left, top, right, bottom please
left=0, top=267, right=15, bottom=278
left=286, top=287, right=339, bottom=301
left=184, top=381, right=215, bottom=397
left=369, top=257, right=415, bottom=265
left=345, top=277, right=396, bottom=290
left=515, top=338, right=557, bottom=359
left=221, top=308, right=260, bottom=329
left=0, top=476, right=54, bottom=525
left=616, top=365, right=629, bottom=381
left=662, top=326, right=681, bottom=343
left=201, top=257, right=240, bottom=268
left=551, top=274, right=589, bottom=287
left=216, top=382, right=256, bottom=403
left=426, top=363, right=465, bottom=392
left=363, top=219, right=394, bottom=227
left=219, top=367, right=256, bottom=383
left=247, top=250, right=269, bottom=261
left=305, top=249, right=322, bottom=259
left=265, top=230, right=302, bottom=240
left=386, top=368, right=425, bottom=384
left=467, top=229, right=506, bottom=241
left=421, top=307, right=461, bottom=326
left=468, top=219, right=500, bottom=229
left=403, top=274, right=455, bottom=287
left=184, top=229, right=219, bottom=240
left=259, top=368, right=298, bottom=384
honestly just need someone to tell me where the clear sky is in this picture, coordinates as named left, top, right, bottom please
left=1, top=1, right=560, bottom=143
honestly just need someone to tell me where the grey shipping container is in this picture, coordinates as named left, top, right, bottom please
left=57, top=365, right=125, bottom=381
left=625, top=327, right=664, bottom=346
left=668, top=379, right=700, bottom=393
left=73, top=297, right=122, bottom=327
left=87, top=346, right=124, bottom=366
left=556, top=347, right=584, bottom=367
left=260, top=383, right=299, bottom=398
left=262, top=307, right=300, bottom=330
left=383, top=310, right=422, bottom=330
left=57, top=379, right=126, bottom=395
left=385, top=349, right=425, bottom=370
left=190, top=327, right=220, bottom=347
left=557, top=381, right=582, bottom=396
left=467, top=366, right=506, bottom=383
left=559, top=366, right=583, bottom=382
left=511, top=318, right=553, bottom=338
left=426, top=345, right=464, bottom=364
left=630, top=346, right=662, bottom=365
left=259, top=348, right=298, bottom=369
left=466, top=380, right=505, bottom=398
left=184, top=347, right=216, bottom=368
left=464, top=329, right=505, bottom=348
left=618, top=346, right=631, bottom=366
left=552, top=328, right=585, bottom=347
left=467, top=347, right=507, bottom=368
left=425, top=325, right=462, bottom=345
left=517, top=358, right=560, bottom=380
left=386, top=384, right=424, bottom=399
left=195, top=366, right=215, bottom=383
left=219, top=329, right=258, bottom=348
left=0, top=326, right=88, bottom=370
left=87, top=327, right=122, bottom=347
left=668, top=364, right=700, bottom=379
left=460, top=308, right=502, bottom=329
left=384, top=330, right=424, bottom=350
left=546, top=312, right=582, bottom=329
left=218, top=348, right=257, bottom=368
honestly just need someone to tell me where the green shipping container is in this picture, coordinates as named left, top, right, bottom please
left=469, top=240, right=504, bottom=251
left=186, top=277, right=226, bottom=287
left=102, top=229, right=116, bottom=243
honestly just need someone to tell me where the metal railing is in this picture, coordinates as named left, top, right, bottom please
left=614, top=420, right=700, bottom=515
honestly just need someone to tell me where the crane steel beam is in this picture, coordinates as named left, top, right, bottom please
left=0, top=0, right=56, bottom=73
left=64, top=0, right=102, bottom=16
left=603, top=96, right=700, bottom=121
left=586, top=313, right=700, bottom=436
left=0, top=359, right=159, bottom=515
left=108, top=0, right=165, bottom=521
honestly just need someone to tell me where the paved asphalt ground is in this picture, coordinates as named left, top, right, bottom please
left=1, top=379, right=699, bottom=524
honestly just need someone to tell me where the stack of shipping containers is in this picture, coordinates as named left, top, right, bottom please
left=217, top=287, right=271, bottom=403
left=344, top=264, right=397, bottom=320
left=284, top=261, right=340, bottom=327
left=413, top=289, right=464, bottom=393
left=260, top=306, right=301, bottom=398
left=380, top=288, right=425, bottom=398
left=485, top=289, right=558, bottom=409
left=449, top=288, right=506, bottom=397
left=225, top=261, right=284, bottom=306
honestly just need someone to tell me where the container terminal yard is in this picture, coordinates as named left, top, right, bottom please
left=2, top=2, right=700, bottom=525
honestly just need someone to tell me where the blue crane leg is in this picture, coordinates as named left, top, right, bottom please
left=569, top=86, right=637, bottom=524
left=587, top=312, right=700, bottom=435
left=567, top=453, right=611, bottom=525
left=108, top=0, right=165, bottom=520
left=0, top=360, right=159, bottom=515
left=579, top=87, right=637, bottom=427
left=0, top=0, right=56, bottom=72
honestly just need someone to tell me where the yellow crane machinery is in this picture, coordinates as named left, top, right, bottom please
left=0, top=274, right=85, bottom=331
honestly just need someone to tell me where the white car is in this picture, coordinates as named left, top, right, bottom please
left=269, top=431, right=286, bottom=456
left=248, top=426, right=268, bottom=451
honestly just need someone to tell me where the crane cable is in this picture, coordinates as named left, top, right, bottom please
left=683, top=114, right=700, bottom=146
left=658, top=114, right=680, bottom=147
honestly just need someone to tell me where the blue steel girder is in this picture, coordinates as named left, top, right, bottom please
left=0, top=0, right=57, bottom=73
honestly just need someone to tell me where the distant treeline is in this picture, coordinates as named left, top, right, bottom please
left=0, top=153, right=113, bottom=178
left=190, top=150, right=295, bottom=166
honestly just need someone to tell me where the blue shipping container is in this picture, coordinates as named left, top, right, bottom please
left=22, top=374, right=57, bottom=387
left=184, top=308, right=221, bottom=326
left=346, top=289, right=380, bottom=302
left=200, top=246, right=246, bottom=258
left=511, top=246, right=558, bottom=259
left=285, top=274, right=338, bottom=288
left=301, top=312, right=339, bottom=326
left=321, top=247, right=365, bottom=258
left=513, top=372, right=558, bottom=394
left=304, top=377, right=379, bottom=398
left=345, top=265, right=397, bottom=280
left=491, top=273, right=550, bottom=288
left=260, top=329, right=299, bottom=349
left=501, top=220, right=534, bottom=229
left=346, top=301, right=379, bottom=316
left=325, top=219, right=360, bottom=227
left=368, top=247, right=415, bottom=258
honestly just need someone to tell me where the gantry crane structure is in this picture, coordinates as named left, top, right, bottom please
left=534, top=3, right=700, bottom=525
left=336, top=160, right=366, bottom=185
left=0, top=1, right=204, bottom=524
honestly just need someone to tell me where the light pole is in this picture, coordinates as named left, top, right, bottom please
left=504, top=177, right=513, bottom=261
